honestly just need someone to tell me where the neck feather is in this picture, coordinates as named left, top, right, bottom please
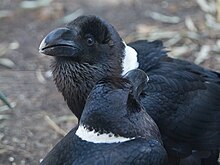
left=51, top=58, right=120, bottom=119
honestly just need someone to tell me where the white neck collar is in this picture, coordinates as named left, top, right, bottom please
left=121, top=42, right=139, bottom=75
left=76, top=125, right=134, bottom=143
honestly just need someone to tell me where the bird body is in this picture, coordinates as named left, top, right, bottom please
left=40, top=73, right=167, bottom=165
left=129, top=40, right=220, bottom=150
left=39, top=15, right=220, bottom=164
left=129, top=40, right=220, bottom=164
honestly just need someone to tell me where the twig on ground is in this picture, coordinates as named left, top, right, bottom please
left=196, top=0, right=216, bottom=13
left=44, top=115, right=67, bottom=136
left=20, top=0, right=54, bottom=9
left=206, top=14, right=220, bottom=30
left=55, top=115, right=78, bottom=123
left=0, top=58, right=15, bottom=69
left=0, top=102, right=16, bottom=113
left=184, top=31, right=201, bottom=42
left=217, top=0, right=220, bottom=22
left=147, top=11, right=181, bottom=24
left=164, top=34, right=182, bottom=47
left=56, top=9, right=84, bottom=24
left=169, top=45, right=197, bottom=57
left=147, top=31, right=179, bottom=40
left=0, top=10, right=13, bottom=19
left=36, top=69, right=46, bottom=84
left=185, top=16, right=198, bottom=32
left=0, top=92, right=14, bottom=109
left=194, top=45, right=211, bottom=64
left=0, top=115, right=10, bottom=120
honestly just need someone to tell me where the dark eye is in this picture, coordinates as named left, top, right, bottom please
left=86, top=36, right=95, bottom=46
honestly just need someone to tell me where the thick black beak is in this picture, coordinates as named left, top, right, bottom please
left=39, top=27, right=80, bottom=57
left=123, top=69, right=149, bottom=99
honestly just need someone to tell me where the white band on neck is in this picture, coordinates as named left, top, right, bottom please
left=122, top=42, right=139, bottom=75
left=76, top=125, right=135, bottom=143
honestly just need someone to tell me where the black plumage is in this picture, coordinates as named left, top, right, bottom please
left=129, top=40, right=220, bottom=165
left=39, top=15, right=220, bottom=164
left=129, top=40, right=220, bottom=150
left=40, top=72, right=167, bottom=165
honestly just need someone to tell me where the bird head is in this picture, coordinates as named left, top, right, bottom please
left=39, top=15, right=138, bottom=119
left=39, top=15, right=125, bottom=71
left=123, top=69, right=149, bottom=100
left=76, top=70, right=160, bottom=143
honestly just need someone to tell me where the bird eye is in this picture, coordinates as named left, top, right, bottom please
left=86, top=36, right=95, bottom=46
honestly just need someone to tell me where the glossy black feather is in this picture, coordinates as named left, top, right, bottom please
left=129, top=40, right=220, bottom=151
left=41, top=128, right=167, bottom=165
left=128, top=41, right=220, bottom=165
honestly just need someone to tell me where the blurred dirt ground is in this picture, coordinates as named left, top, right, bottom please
left=0, top=0, right=220, bottom=164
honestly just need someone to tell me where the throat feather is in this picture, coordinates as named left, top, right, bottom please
left=51, top=61, right=100, bottom=118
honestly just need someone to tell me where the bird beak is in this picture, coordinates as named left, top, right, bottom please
left=123, top=69, right=149, bottom=99
left=39, top=27, right=81, bottom=57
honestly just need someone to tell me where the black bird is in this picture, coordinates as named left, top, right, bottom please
left=39, top=15, right=220, bottom=164
left=40, top=71, right=167, bottom=165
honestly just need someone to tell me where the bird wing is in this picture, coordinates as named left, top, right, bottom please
left=129, top=40, right=220, bottom=151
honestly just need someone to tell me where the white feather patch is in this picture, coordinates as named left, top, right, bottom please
left=76, top=125, right=134, bottom=143
left=122, top=42, right=139, bottom=76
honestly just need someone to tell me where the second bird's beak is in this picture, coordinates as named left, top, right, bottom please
left=39, top=27, right=80, bottom=57
left=124, top=69, right=149, bottom=99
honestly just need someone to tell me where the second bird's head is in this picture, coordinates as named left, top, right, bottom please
left=76, top=70, right=160, bottom=142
